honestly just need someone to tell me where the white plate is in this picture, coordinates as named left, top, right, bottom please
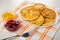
left=0, top=0, right=60, bottom=40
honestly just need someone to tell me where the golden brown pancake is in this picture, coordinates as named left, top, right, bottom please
left=29, top=15, right=44, bottom=26
left=20, top=6, right=40, bottom=21
left=33, top=3, right=46, bottom=11
left=41, top=8, right=56, bottom=19
left=42, top=18, right=54, bottom=26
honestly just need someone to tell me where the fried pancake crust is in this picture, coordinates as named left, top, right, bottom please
left=42, top=18, right=54, bottom=26
left=20, top=6, right=40, bottom=21
left=29, top=15, right=44, bottom=26
left=33, top=3, right=46, bottom=11
left=41, top=8, right=56, bottom=19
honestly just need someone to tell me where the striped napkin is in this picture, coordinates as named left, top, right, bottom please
left=15, top=1, right=60, bottom=40
left=17, top=22, right=60, bottom=40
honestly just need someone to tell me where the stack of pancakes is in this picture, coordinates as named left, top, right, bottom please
left=20, top=3, right=56, bottom=27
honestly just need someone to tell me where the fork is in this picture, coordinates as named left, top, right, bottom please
left=2, top=27, right=39, bottom=40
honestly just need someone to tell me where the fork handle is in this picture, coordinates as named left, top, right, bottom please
left=2, top=35, right=17, bottom=40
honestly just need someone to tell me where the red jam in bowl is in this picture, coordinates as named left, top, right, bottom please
left=5, top=20, right=21, bottom=32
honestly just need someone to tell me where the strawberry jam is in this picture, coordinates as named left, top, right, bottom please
left=5, top=20, right=21, bottom=32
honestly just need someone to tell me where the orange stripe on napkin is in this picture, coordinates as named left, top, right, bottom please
left=0, top=18, right=5, bottom=31
left=39, top=26, right=52, bottom=40
left=36, top=31, right=41, bottom=36
left=36, top=31, right=52, bottom=40
left=58, top=10, right=60, bottom=15
left=0, top=18, right=4, bottom=23
left=17, top=24, right=29, bottom=36
left=44, top=35, right=52, bottom=40
left=26, top=27, right=40, bottom=40
left=58, top=19, right=60, bottom=23
left=51, top=27, right=57, bottom=32
left=14, top=1, right=28, bottom=11
left=25, top=27, right=32, bottom=32
left=1, top=27, right=5, bottom=31
left=25, top=33, right=33, bottom=40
